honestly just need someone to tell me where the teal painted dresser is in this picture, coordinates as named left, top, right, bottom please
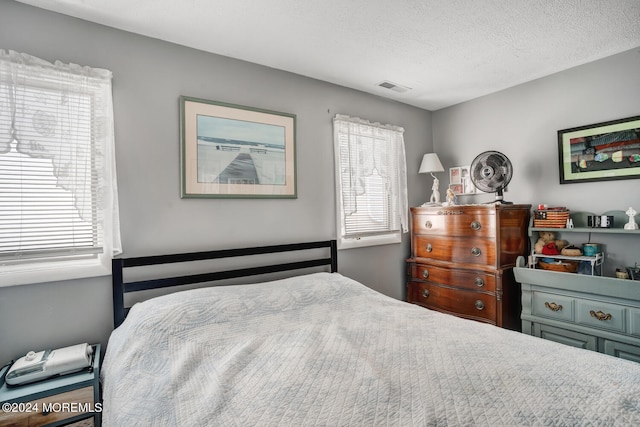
left=515, top=256, right=640, bottom=362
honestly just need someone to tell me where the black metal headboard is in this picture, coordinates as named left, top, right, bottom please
left=111, top=240, right=338, bottom=328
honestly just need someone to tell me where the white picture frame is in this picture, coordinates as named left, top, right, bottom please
left=449, top=165, right=477, bottom=195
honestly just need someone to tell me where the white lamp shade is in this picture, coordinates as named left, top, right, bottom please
left=419, top=153, right=444, bottom=174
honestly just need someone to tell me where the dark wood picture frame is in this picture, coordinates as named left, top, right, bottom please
left=558, top=115, right=640, bottom=184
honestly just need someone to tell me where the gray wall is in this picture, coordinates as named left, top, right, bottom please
left=433, top=47, right=640, bottom=275
left=0, top=1, right=432, bottom=363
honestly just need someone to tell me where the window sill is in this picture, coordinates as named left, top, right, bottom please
left=0, top=258, right=111, bottom=287
left=337, top=232, right=402, bottom=250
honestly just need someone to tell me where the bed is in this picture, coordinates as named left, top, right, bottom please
left=102, top=240, right=640, bottom=426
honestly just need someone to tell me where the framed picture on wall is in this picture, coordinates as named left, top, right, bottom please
left=179, top=96, right=297, bottom=198
left=558, top=115, right=640, bottom=184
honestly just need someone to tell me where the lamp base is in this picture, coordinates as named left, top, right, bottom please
left=427, top=177, right=441, bottom=205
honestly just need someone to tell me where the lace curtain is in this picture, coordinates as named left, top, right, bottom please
left=0, top=50, right=121, bottom=257
left=333, top=114, right=408, bottom=234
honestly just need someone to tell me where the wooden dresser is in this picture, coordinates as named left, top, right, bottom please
left=406, top=204, right=531, bottom=330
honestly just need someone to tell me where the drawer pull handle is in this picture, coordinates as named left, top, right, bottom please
left=422, top=289, right=430, bottom=298
left=474, top=300, right=485, bottom=310
left=590, top=310, right=612, bottom=321
left=425, top=220, right=433, bottom=229
left=471, top=247, right=481, bottom=256
left=425, top=243, right=433, bottom=253
left=422, top=269, right=429, bottom=279
left=545, top=302, right=563, bottom=312
left=470, top=221, right=482, bottom=231
left=474, top=277, right=484, bottom=287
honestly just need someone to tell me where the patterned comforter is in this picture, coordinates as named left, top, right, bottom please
left=101, top=272, right=640, bottom=426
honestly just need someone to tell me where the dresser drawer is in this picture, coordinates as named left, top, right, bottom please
left=532, top=292, right=574, bottom=322
left=629, top=308, right=640, bottom=338
left=414, top=235, right=496, bottom=266
left=412, top=211, right=496, bottom=238
left=410, top=263, right=497, bottom=292
left=408, top=281, right=497, bottom=323
left=533, top=323, right=597, bottom=351
left=576, top=300, right=625, bottom=333
left=603, top=340, right=640, bottom=363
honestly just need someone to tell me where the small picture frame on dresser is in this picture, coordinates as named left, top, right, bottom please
left=449, top=166, right=477, bottom=194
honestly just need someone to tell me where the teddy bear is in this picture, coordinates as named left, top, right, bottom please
left=534, top=231, right=569, bottom=254
left=534, top=231, right=554, bottom=254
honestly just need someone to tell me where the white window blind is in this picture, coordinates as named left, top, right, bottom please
left=0, top=50, right=121, bottom=285
left=0, top=147, right=100, bottom=259
left=333, top=114, right=408, bottom=249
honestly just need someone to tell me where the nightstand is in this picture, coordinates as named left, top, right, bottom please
left=0, top=344, right=101, bottom=427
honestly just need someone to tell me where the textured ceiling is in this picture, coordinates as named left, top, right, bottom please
left=15, top=0, right=640, bottom=110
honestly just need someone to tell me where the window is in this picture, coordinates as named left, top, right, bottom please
left=0, top=50, right=121, bottom=286
left=333, top=114, right=408, bottom=249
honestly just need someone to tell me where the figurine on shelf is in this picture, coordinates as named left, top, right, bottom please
left=624, top=206, right=638, bottom=230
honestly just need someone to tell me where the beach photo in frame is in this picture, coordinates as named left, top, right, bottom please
left=558, top=115, right=640, bottom=184
left=180, top=96, right=297, bottom=198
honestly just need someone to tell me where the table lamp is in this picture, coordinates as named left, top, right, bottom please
left=419, top=153, right=444, bottom=205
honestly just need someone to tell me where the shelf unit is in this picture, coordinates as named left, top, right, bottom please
left=514, top=209, right=640, bottom=362
left=528, top=210, right=640, bottom=236
left=529, top=252, right=604, bottom=275
left=527, top=210, right=640, bottom=275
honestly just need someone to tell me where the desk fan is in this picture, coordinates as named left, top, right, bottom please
left=469, top=151, right=513, bottom=204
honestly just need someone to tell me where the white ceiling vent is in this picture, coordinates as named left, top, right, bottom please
left=377, top=80, right=411, bottom=93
